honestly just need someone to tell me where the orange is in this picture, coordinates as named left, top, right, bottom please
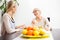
left=27, top=26, right=33, bottom=30
left=27, top=30, right=33, bottom=35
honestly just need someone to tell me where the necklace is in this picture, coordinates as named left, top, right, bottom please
left=36, top=16, right=42, bottom=22
left=11, top=17, right=15, bottom=23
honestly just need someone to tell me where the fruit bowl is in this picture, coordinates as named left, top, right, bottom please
left=21, top=26, right=50, bottom=38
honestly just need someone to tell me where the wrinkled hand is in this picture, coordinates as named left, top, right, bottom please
left=45, top=27, right=49, bottom=31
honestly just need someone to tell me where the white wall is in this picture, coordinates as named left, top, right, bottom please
left=14, top=0, right=60, bottom=29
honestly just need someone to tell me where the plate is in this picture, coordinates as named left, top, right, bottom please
left=21, top=34, right=50, bottom=38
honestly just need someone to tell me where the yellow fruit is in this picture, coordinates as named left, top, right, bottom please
left=39, top=25, right=43, bottom=29
left=42, top=34, right=49, bottom=38
left=39, top=28, right=46, bottom=35
left=33, top=26, right=39, bottom=31
left=22, top=29, right=27, bottom=35
left=33, top=30, right=39, bottom=36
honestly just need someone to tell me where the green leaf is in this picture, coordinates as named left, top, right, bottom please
left=14, top=0, right=19, bottom=6
left=0, top=0, right=2, bottom=2
left=0, top=3, right=4, bottom=10
left=14, top=0, right=16, bottom=1
left=3, top=7, right=6, bottom=13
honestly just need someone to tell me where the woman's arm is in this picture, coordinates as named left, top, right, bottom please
left=3, top=15, right=20, bottom=33
left=44, top=18, right=51, bottom=31
left=32, top=19, right=37, bottom=25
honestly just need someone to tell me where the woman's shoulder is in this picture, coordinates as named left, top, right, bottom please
left=3, top=13, right=10, bottom=17
left=3, top=13, right=10, bottom=19
left=42, top=17, right=50, bottom=23
left=3, top=13, right=8, bottom=17
left=41, top=17, right=46, bottom=20
left=41, top=17, right=48, bottom=21
left=32, top=18, right=37, bottom=22
left=32, top=18, right=36, bottom=21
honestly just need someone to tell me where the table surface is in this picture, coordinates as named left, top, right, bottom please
left=3, top=31, right=21, bottom=40
left=13, top=31, right=54, bottom=40
left=3, top=31, right=54, bottom=40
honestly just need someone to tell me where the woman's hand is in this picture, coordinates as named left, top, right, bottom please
left=15, top=29, right=20, bottom=32
left=16, top=24, right=26, bottom=29
left=45, top=27, right=50, bottom=31
left=32, top=19, right=37, bottom=25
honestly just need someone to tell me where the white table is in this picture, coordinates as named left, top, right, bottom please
left=13, top=31, right=54, bottom=40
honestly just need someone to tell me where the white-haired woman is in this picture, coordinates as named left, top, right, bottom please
left=32, top=8, right=51, bottom=31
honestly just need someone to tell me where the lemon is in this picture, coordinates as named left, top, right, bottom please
left=33, top=26, right=39, bottom=31
left=39, top=28, right=46, bottom=35
left=33, top=30, right=39, bottom=36
left=22, top=29, right=27, bottom=35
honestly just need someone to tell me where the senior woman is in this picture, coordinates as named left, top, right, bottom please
left=2, top=1, right=25, bottom=34
left=32, top=8, right=51, bottom=31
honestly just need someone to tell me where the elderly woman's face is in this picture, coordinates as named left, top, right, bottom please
left=33, top=11, right=41, bottom=16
